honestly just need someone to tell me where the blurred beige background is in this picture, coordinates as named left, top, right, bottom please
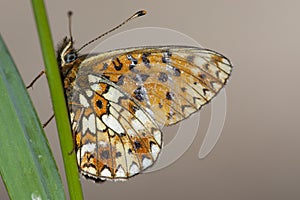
left=1, top=0, right=300, bottom=199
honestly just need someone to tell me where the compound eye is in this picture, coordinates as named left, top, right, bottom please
left=64, top=52, right=77, bottom=63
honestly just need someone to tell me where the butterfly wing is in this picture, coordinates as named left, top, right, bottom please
left=67, top=45, right=232, bottom=180
left=82, top=46, right=232, bottom=127
left=69, top=74, right=162, bottom=180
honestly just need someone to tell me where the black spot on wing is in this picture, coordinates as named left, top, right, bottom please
left=133, top=86, right=147, bottom=102
left=162, top=56, right=168, bottom=64
left=127, top=54, right=138, bottom=71
left=100, top=150, right=110, bottom=160
left=102, top=62, right=108, bottom=70
left=162, top=50, right=172, bottom=63
left=134, top=141, right=142, bottom=150
left=116, top=152, right=122, bottom=158
left=166, top=91, right=175, bottom=100
left=215, top=70, right=220, bottom=78
left=204, top=63, right=209, bottom=69
left=202, top=88, right=209, bottom=96
left=120, top=132, right=126, bottom=137
left=199, top=74, right=206, bottom=79
left=158, top=72, right=168, bottom=82
left=128, top=148, right=132, bottom=154
left=96, top=100, right=103, bottom=109
left=129, top=104, right=138, bottom=113
left=142, top=52, right=151, bottom=68
left=173, top=67, right=181, bottom=76
left=112, top=57, right=123, bottom=71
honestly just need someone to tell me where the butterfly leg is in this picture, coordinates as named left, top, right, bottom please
left=41, top=109, right=81, bottom=155
left=68, top=125, right=79, bottom=155
left=42, top=114, right=55, bottom=128
left=68, top=132, right=78, bottom=155
left=26, top=70, right=45, bottom=89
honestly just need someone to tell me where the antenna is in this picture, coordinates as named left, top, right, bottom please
left=76, top=10, right=147, bottom=52
left=67, top=11, right=73, bottom=41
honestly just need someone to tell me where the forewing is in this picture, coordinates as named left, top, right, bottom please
left=81, top=46, right=232, bottom=127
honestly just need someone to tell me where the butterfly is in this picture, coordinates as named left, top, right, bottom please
left=56, top=10, right=232, bottom=181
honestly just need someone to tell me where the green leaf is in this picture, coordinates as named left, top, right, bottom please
left=31, top=1, right=84, bottom=199
left=0, top=35, right=65, bottom=199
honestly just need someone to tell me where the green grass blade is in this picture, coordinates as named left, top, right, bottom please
left=0, top=35, right=65, bottom=199
left=31, top=1, right=84, bottom=199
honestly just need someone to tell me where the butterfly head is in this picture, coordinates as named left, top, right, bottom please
left=57, top=37, right=78, bottom=68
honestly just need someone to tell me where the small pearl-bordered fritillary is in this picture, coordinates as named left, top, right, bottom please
left=56, top=10, right=232, bottom=181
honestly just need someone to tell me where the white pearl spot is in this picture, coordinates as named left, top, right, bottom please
left=96, top=117, right=106, bottom=131
left=103, top=87, right=124, bottom=103
left=129, top=163, right=140, bottom=176
left=85, top=89, right=93, bottom=97
left=153, top=130, right=162, bottom=146
left=115, top=166, right=126, bottom=178
left=100, top=168, right=112, bottom=177
left=80, top=143, right=96, bottom=158
left=102, top=114, right=124, bottom=135
left=85, top=167, right=97, bottom=176
left=82, top=114, right=96, bottom=135
left=142, top=157, right=153, bottom=169
left=79, top=94, right=89, bottom=108
left=151, top=144, right=160, bottom=160
left=88, top=74, right=101, bottom=83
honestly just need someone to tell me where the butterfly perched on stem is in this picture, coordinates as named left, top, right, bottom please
left=56, top=10, right=232, bottom=181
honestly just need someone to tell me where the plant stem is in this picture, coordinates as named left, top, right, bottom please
left=31, top=1, right=83, bottom=199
